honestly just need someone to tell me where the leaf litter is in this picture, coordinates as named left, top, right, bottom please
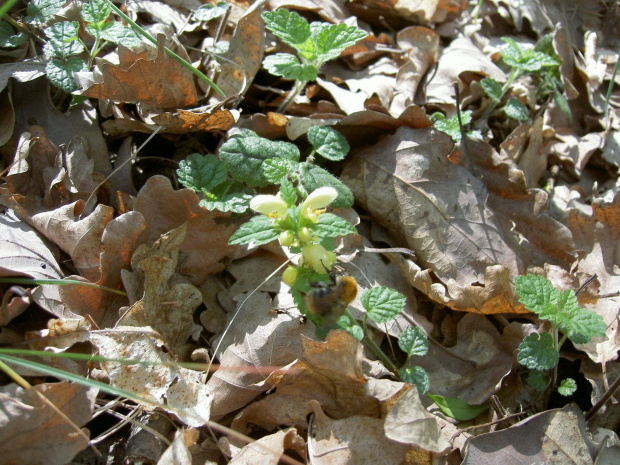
left=1, top=0, right=620, bottom=464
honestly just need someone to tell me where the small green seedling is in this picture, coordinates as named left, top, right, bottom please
left=262, top=8, right=367, bottom=112
left=178, top=125, right=353, bottom=213
left=514, top=274, right=606, bottom=396
left=481, top=34, right=567, bottom=123
left=430, top=110, right=481, bottom=142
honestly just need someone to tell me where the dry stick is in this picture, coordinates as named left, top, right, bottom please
left=586, top=374, right=620, bottom=421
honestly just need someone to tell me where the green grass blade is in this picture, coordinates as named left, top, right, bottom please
left=0, top=277, right=127, bottom=296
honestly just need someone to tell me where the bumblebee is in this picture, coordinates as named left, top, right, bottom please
left=304, top=274, right=358, bottom=321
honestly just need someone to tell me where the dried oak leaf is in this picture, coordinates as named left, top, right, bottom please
left=118, top=223, right=202, bottom=358
left=82, top=36, right=197, bottom=109
left=133, top=175, right=234, bottom=286
left=0, top=382, right=97, bottom=465
left=230, top=331, right=381, bottom=433
left=566, top=191, right=620, bottom=364
left=341, top=126, right=523, bottom=313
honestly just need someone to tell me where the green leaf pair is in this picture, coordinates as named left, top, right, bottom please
left=261, top=8, right=367, bottom=82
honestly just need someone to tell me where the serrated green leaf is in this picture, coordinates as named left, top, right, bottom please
left=263, top=158, right=295, bottom=183
left=307, top=126, right=349, bottom=161
left=431, top=112, right=462, bottom=142
left=313, top=22, right=367, bottom=62
left=220, top=135, right=299, bottom=187
left=194, top=2, right=229, bottom=22
left=362, top=287, right=406, bottom=324
left=43, top=21, right=84, bottom=58
left=279, top=177, right=297, bottom=205
left=514, top=274, right=558, bottom=314
left=0, top=21, right=26, bottom=48
left=98, top=22, right=142, bottom=48
left=81, top=0, right=111, bottom=25
left=399, top=366, right=429, bottom=394
left=517, top=332, right=558, bottom=371
left=563, top=307, right=607, bottom=344
left=46, top=56, right=86, bottom=92
left=27, top=0, right=66, bottom=25
left=262, top=9, right=311, bottom=48
left=298, top=163, right=353, bottom=208
left=312, top=213, right=357, bottom=239
left=263, top=53, right=317, bottom=81
left=200, top=192, right=253, bottom=213
left=527, top=370, right=548, bottom=391
left=504, top=98, right=529, bottom=121
left=427, top=393, right=488, bottom=421
left=229, top=215, right=280, bottom=245
left=177, top=153, right=228, bottom=192
left=338, top=316, right=364, bottom=340
left=481, top=77, right=503, bottom=102
left=398, top=326, right=428, bottom=357
left=558, top=378, right=577, bottom=396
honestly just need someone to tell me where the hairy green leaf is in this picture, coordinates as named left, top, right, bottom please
left=263, top=53, right=317, bottom=81
left=338, top=316, right=364, bottom=340
left=46, top=56, right=87, bottom=92
left=527, top=370, right=548, bottom=391
left=299, top=163, right=353, bottom=208
left=81, top=0, right=111, bottom=25
left=194, top=2, right=229, bottom=22
left=399, top=366, right=430, bottom=394
left=43, top=21, right=84, bottom=58
left=228, top=215, right=280, bottom=245
left=481, top=77, right=503, bottom=102
left=313, top=213, right=357, bottom=239
left=362, top=287, right=406, bottom=324
left=558, top=378, right=577, bottom=396
left=201, top=192, right=253, bottom=213
left=517, top=332, right=558, bottom=371
left=262, top=9, right=311, bottom=48
left=307, top=126, right=349, bottom=161
left=314, top=22, right=367, bottom=62
left=0, top=21, right=26, bottom=48
left=398, top=326, right=429, bottom=357
left=177, top=154, right=227, bottom=192
left=27, top=0, right=66, bottom=25
left=504, top=98, right=529, bottom=121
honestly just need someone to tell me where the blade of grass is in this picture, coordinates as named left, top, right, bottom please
left=104, top=0, right=225, bottom=97
left=0, top=0, right=20, bottom=18
left=0, top=277, right=127, bottom=296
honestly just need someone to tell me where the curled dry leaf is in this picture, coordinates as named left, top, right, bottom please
left=118, top=223, right=203, bottom=357
left=228, top=428, right=306, bottom=465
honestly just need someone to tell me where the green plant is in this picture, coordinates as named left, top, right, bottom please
left=178, top=125, right=354, bottom=213
left=481, top=34, right=568, bottom=123
left=430, top=110, right=481, bottom=142
left=261, top=8, right=367, bottom=113
left=20, top=0, right=223, bottom=96
left=514, top=274, right=606, bottom=396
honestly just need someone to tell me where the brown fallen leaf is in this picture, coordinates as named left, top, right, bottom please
left=0, top=381, right=97, bottom=465
left=226, top=428, right=306, bottom=465
left=307, top=400, right=409, bottom=465
left=230, top=331, right=381, bottom=433
left=82, top=36, right=197, bottom=109
left=462, top=404, right=596, bottom=465
left=118, top=223, right=203, bottom=358
left=132, top=175, right=234, bottom=287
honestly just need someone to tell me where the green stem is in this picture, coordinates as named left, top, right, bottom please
left=277, top=79, right=307, bottom=114
left=481, top=67, right=519, bottom=122
left=551, top=327, right=559, bottom=388
left=350, top=311, right=398, bottom=375
left=105, top=1, right=225, bottom=97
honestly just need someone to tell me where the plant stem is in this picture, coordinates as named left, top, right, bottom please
left=481, top=66, right=519, bottom=122
left=349, top=311, right=398, bottom=375
left=105, top=0, right=225, bottom=97
left=277, top=79, right=307, bottom=114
